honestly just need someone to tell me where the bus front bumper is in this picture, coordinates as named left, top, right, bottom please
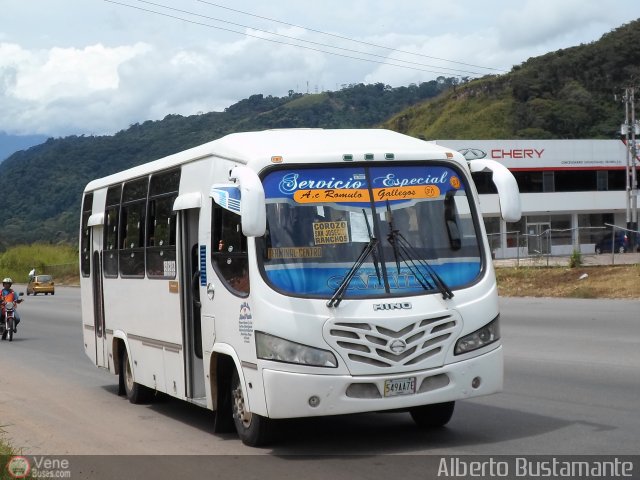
left=261, top=345, right=503, bottom=419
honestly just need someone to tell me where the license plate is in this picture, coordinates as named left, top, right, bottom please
left=384, top=377, right=416, bottom=397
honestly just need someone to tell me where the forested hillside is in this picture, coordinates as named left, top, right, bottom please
left=384, top=19, right=640, bottom=139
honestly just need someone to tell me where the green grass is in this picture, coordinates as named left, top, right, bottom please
left=283, top=92, right=328, bottom=109
left=383, top=78, right=516, bottom=139
left=0, top=243, right=78, bottom=284
left=0, top=439, right=12, bottom=455
left=568, top=286, right=597, bottom=299
left=0, top=438, right=30, bottom=480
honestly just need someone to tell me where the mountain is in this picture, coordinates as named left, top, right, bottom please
left=383, top=19, right=640, bottom=139
left=0, top=132, right=48, bottom=162
left=0, top=80, right=457, bottom=247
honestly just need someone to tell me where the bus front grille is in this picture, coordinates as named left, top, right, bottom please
left=325, top=313, right=460, bottom=372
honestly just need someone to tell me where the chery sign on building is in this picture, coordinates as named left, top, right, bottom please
left=434, top=139, right=628, bottom=170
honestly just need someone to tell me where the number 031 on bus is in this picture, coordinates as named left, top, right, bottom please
left=79, top=129, right=520, bottom=446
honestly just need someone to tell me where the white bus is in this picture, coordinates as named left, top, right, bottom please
left=80, top=128, right=520, bottom=446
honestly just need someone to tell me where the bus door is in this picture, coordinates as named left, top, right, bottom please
left=178, top=208, right=205, bottom=400
left=90, top=224, right=108, bottom=368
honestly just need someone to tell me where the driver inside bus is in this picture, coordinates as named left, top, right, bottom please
left=1, top=278, right=23, bottom=332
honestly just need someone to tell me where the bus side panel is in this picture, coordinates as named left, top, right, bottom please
left=102, top=277, right=184, bottom=397
left=163, top=349, right=184, bottom=397
left=128, top=338, right=167, bottom=392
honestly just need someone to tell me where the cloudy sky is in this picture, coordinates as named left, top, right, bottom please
left=1, top=0, right=638, bottom=137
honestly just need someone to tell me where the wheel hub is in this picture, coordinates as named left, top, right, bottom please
left=125, top=361, right=134, bottom=392
left=232, top=383, right=252, bottom=428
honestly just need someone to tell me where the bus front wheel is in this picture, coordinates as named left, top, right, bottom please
left=409, top=401, right=455, bottom=428
left=230, top=368, right=271, bottom=446
left=121, top=349, right=153, bottom=404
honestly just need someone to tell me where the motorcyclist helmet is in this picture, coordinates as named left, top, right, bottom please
left=2, top=277, right=12, bottom=287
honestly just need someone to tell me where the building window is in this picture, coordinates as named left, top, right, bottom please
left=608, top=170, right=625, bottom=190
left=555, top=170, right=597, bottom=192
left=550, top=215, right=571, bottom=246
left=513, top=171, right=543, bottom=193
left=510, top=169, right=623, bottom=193
left=482, top=217, right=500, bottom=253
left=543, top=171, right=555, bottom=192
left=597, top=171, right=608, bottom=191
left=471, top=172, right=497, bottom=194
left=578, top=213, right=613, bottom=244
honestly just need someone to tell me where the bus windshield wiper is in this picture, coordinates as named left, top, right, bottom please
left=364, top=209, right=382, bottom=288
left=327, top=210, right=380, bottom=308
left=386, top=203, right=454, bottom=300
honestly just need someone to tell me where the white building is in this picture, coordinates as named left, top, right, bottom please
left=434, top=139, right=636, bottom=257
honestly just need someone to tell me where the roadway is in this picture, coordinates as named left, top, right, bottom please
left=0, top=287, right=638, bottom=476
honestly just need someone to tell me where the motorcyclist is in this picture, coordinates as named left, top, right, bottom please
left=1, top=278, right=23, bottom=332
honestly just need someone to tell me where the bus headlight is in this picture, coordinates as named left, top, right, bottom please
left=454, top=316, right=500, bottom=355
left=256, top=332, right=338, bottom=368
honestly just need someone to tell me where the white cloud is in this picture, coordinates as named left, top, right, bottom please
left=497, top=0, right=617, bottom=50
left=0, top=0, right=637, bottom=137
left=12, top=43, right=151, bottom=101
left=0, top=42, right=153, bottom=134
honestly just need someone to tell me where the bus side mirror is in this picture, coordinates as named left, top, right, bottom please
left=228, top=165, right=266, bottom=237
left=469, top=159, right=521, bottom=223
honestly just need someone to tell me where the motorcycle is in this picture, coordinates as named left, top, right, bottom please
left=1, top=292, right=23, bottom=342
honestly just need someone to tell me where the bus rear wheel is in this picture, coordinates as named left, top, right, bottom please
left=231, top=368, right=271, bottom=446
left=121, top=349, right=153, bottom=404
left=409, top=401, right=455, bottom=428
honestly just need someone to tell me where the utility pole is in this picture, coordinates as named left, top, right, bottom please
left=623, top=89, right=631, bottom=230
left=621, top=87, right=639, bottom=248
left=631, top=89, right=639, bottom=247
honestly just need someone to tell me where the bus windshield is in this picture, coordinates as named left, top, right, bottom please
left=259, top=164, right=483, bottom=300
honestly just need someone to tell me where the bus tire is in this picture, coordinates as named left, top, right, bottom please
left=122, top=349, right=153, bottom=404
left=117, top=356, right=126, bottom=396
left=231, top=368, right=271, bottom=446
left=409, top=401, right=455, bottom=428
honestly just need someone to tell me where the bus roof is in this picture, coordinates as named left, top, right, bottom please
left=83, top=129, right=462, bottom=192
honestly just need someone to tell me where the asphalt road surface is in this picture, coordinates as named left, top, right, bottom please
left=1, top=287, right=638, bottom=477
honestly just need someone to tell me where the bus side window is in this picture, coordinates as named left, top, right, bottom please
left=103, top=185, right=122, bottom=278
left=80, top=193, right=93, bottom=277
left=211, top=201, right=249, bottom=296
left=119, top=177, right=148, bottom=278
left=146, top=169, right=180, bottom=279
